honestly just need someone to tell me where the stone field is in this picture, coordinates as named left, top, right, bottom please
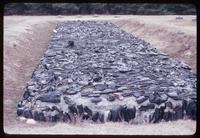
left=16, top=21, right=196, bottom=124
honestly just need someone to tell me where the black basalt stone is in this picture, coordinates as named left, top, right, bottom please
left=95, top=84, right=107, bottom=91
left=68, top=105, right=78, bottom=115
left=163, top=111, right=173, bottom=121
left=51, top=105, right=60, bottom=112
left=77, top=104, right=84, bottom=115
left=93, top=76, right=102, bottom=82
left=17, top=107, right=24, bottom=116
left=23, top=91, right=29, bottom=100
left=107, top=94, right=115, bottom=101
left=110, top=106, right=122, bottom=122
left=63, top=112, right=71, bottom=122
left=174, top=105, right=184, bottom=119
left=37, top=93, right=61, bottom=103
left=38, top=111, right=46, bottom=121
left=33, top=110, right=40, bottom=121
left=121, top=106, right=136, bottom=122
left=186, top=100, right=196, bottom=120
left=139, top=103, right=155, bottom=111
left=84, top=106, right=93, bottom=116
left=51, top=111, right=60, bottom=122
left=17, top=101, right=23, bottom=108
left=82, top=113, right=90, bottom=120
left=151, top=105, right=165, bottom=123
left=136, top=96, right=148, bottom=104
left=68, top=41, right=74, bottom=47
left=23, top=108, right=33, bottom=118
left=99, top=113, right=105, bottom=123
left=92, top=112, right=99, bottom=122
left=63, top=96, right=74, bottom=105
left=149, top=93, right=168, bottom=105
left=91, top=97, right=102, bottom=104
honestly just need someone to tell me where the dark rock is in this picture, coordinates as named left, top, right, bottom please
left=121, top=106, right=136, bottom=122
left=91, top=97, right=102, bottom=104
left=186, top=100, right=196, bottom=120
left=37, top=93, right=61, bottom=103
left=63, top=112, right=71, bottom=122
left=68, top=105, right=78, bottom=115
left=51, top=106, right=60, bottom=112
left=23, top=91, right=29, bottom=99
left=95, top=84, right=107, bottom=91
left=139, top=103, right=155, bottom=111
left=33, top=110, right=40, bottom=121
left=93, top=76, right=102, bottom=82
left=150, top=105, right=166, bottom=123
left=33, top=111, right=46, bottom=121
left=136, top=96, right=148, bottom=104
left=133, top=91, right=143, bottom=98
left=63, top=96, right=74, bottom=105
left=23, top=108, right=33, bottom=118
left=165, top=101, right=173, bottom=108
left=92, top=112, right=99, bottom=122
left=99, top=113, right=105, bottom=123
left=17, top=107, right=24, bottom=116
left=109, top=106, right=122, bottom=122
left=174, top=105, right=184, bottom=119
left=121, top=91, right=134, bottom=97
left=163, top=111, right=173, bottom=121
left=77, top=104, right=84, bottom=115
left=107, top=94, right=115, bottom=101
left=68, top=41, right=74, bottom=47
left=51, top=110, right=60, bottom=122
left=84, top=106, right=93, bottom=116
left=149, top=93, right=168, bottom=105
left=17, top=101, right=23, bottom=108
left=82, top=113, right=90, bottom=120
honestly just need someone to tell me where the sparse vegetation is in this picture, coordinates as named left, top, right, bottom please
left=4, top=3, right=196, bottom=15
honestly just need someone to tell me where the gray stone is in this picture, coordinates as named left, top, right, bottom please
left=136, top=96, right=148, bottom=104
left=37, top=93, right=61, bottom=103
left=94, top=84, right=107, bottom=91
left=167, top=92, right=179, bottom=100
left=91, top=97, right=102, bottom=104
left=107, top=94, right=115, bottom=101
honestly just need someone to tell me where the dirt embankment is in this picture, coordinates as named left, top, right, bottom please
left=4, top=16, right=57, bottom=128
left=3, top=15, right=196, bottom=135
left=112, top=15, right=196, bottom=73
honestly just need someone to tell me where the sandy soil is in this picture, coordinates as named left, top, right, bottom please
left=3, top=15, right=196, bottom=135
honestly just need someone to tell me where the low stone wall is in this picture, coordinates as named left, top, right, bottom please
left=17, top=21, right=196, bottom=124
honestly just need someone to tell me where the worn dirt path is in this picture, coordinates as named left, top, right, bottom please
left=3, top=15, right=196, bottom=135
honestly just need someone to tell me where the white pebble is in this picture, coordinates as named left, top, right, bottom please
left=26, top=119, right=37, bottom=125
left=53, top=29, right=57, bottom=33
left=19, top=116, right=27, bottom=121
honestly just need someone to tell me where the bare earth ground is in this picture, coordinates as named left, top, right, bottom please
left=3, top=15, right=196, bottom=135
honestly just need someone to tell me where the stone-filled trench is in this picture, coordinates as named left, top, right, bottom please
left=17, top=21, right=196, bottom=124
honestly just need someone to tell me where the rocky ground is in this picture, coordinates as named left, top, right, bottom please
left=4, top=15, right=197, bottom=133
left=17, top=20, right=196, bottom=124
